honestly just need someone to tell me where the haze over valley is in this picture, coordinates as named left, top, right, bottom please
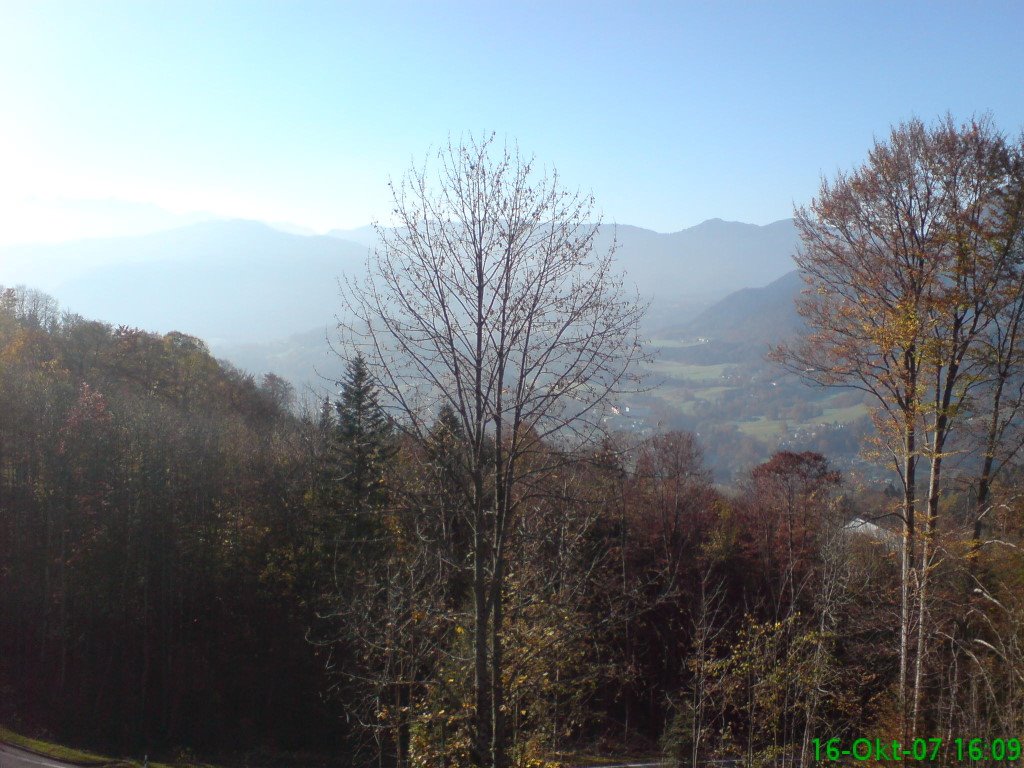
left=4, top=214, right=798, bottom=344
left=2, top=213, right=848, bottom=479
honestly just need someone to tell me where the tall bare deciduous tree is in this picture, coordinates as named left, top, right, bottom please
left=772, top=115, right=1024, bottom=739
left=340, top=134, right=645, bottom=768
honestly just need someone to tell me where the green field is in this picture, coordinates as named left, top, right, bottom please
left=645, top=360, right=733, bottom=384
left=736, top=402, right=869, bottom=440
left=643, top=353, right=870, bottom=445
left=736, top=417, right=787, bottom=439
left=821, top=403, right=870, bottom=423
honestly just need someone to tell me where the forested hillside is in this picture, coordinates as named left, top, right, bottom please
left=0, top=286, right=341, bottom=756
left=4, top=280, right=1021, bottom=768
left=0, top=285, right=893, bottom=766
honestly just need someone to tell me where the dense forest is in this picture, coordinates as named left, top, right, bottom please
left=0, top=288, right=874, bottom=765
left=0, top=287, right=337, bottom=756
left=2, top=116, right=1024, bottom=768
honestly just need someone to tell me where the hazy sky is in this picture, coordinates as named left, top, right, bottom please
left=1, top=0, right=1023, bottom=244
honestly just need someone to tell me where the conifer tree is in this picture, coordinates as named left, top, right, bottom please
left=332, top=353, right=393, bottom=513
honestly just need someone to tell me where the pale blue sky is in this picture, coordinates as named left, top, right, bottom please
left=1, top=0, right=1022, bottom=244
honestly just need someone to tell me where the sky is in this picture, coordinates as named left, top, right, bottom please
left=1, top=0, right=1023, bottom=245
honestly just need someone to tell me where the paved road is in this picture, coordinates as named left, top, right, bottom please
left=0, top=744, right=82, bottom=768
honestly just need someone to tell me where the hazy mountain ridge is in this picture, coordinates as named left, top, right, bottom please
left=1, top=216, right=799, bottom=388
left=215, top=324, right=345, bottom=400
left=656, top=270, right=805, bottom=365
left=593, top=217, right=798, bottom=299
left=3, top=220, right=371, bottom=344
left=325, top=218, right=799, bottom=298
left=681, top=269, right=804, bottom=342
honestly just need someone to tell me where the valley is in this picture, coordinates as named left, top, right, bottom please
left=3, top=215, right=839, bottom=481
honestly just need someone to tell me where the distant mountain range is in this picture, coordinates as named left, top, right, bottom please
left=2, top=220, right=369, bottom=344
left=324, top=217, right=799, bottom=299
left=1, top=216, right=801, bottom=389
left=593, top=218, right=798, bottom=299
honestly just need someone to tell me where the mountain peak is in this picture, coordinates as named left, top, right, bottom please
left=685, top=217, right=789, bottom=233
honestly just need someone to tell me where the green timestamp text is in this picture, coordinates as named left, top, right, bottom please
left=813, top=737, right=1021, bottom=761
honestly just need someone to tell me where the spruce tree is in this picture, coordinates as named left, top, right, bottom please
left=332, top=353, right=393, bottom=514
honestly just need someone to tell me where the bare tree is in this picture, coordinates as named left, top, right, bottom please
left=340, top=134, right=645, bottom=768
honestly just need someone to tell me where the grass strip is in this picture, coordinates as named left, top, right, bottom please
left=0, top=726, right=186, bottom=768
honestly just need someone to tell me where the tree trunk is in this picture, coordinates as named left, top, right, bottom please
left=915, top=356, right=959, bottom=735
left=914, top=446, right=942, bottom=737
left=899, top=425, right=916, bottom=743
left=473, top=485, right=491, bottom=767
left=490, top=554, right=506, bottom=768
